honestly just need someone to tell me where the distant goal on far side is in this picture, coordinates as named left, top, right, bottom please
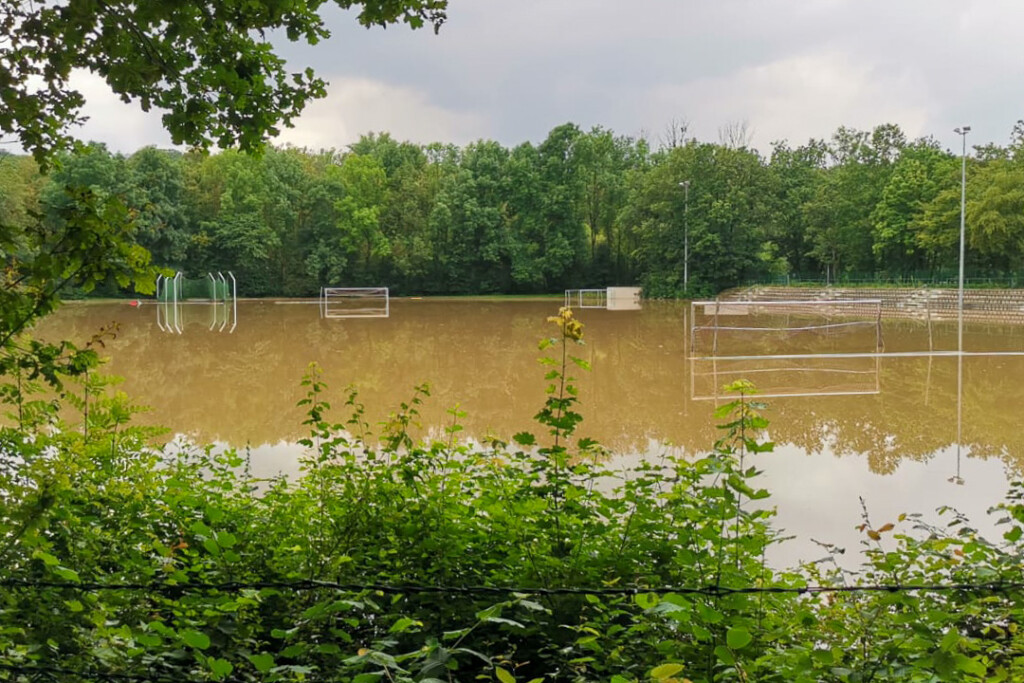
left=319, top=287, right=390, bottom=319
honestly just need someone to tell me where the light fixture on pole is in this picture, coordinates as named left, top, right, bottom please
left=954, top=126, right=970, bottom=351
left=679, top=181, right=691, bottom=290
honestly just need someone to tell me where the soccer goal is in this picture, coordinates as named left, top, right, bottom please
left=320, top=287, right=390, bottom=319
left=689, top=298, right=884, bottom=360
left=564, top=289, right=607, bottom=309
left=565, top=287, right=641, bottom=310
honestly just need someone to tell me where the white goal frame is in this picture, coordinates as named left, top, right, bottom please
left=564, top=288, right=608, bottom=309
left=320, top=287, right=390, bottom=319
left=689, top=298, right=884, bottom=359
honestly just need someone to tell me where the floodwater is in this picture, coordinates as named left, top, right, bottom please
left=31, top=299, right=1024, bottom=565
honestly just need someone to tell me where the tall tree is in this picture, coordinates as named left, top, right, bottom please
left=335, top=153, right=389, bottom=281
left=125, top=147, right=189, bottom=268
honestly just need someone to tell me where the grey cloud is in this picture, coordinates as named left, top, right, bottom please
left=65, top=0, right=1024, bottom=152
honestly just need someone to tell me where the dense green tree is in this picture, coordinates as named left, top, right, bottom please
left=428, top=140, right=511, bottom=293
left=765, top=139, right=827, bottom=277
left=0, top=153, right=43, bottom=229
left=335, top=153, right=390, bottom=281
left=870, top=140, right=954, bottom=273
left=503, top=123, right=588, bottom=291
left=9, top=119, right=1024, bottom=300
left=38, top=143, right=127, bottom=219
left=125, top=147, right=189, bottom=268
left=968, top=159, right=1024, bottom=269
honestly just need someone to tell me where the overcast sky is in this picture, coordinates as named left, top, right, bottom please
left=70, top=0, right=1024, bottom=156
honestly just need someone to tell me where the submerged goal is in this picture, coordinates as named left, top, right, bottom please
left=688, top=298, right=884, bottom=400
left=320, top=287, right=390, bottom=319
left=689, top=298, right=884, bottom=359
left=565, top=286, right=641, bottom=311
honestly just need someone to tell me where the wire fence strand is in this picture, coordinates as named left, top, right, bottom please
left=3, top=577, right=1024, bottom=597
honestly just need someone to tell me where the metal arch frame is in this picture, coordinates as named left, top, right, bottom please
left=228, top=272, right=237, bottom=333
left=172, top=272, right=183, bottom=334
left=155, top=275, right=166, bottom=332
left=153, top=271, right=236, bottom=334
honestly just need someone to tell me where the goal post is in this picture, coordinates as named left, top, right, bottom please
left=320, top=287, right=390, bottom=319
left=689, top=298, right=884, bottom=359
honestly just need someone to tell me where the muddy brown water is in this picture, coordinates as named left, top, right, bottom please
left=31, top=298, right=1024, bottom=565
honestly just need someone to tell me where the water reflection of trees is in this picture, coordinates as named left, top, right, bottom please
left=32, top=301, right=1024, bottom=475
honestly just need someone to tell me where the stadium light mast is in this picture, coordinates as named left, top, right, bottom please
left=679, top=181, right=691, bottom=290
left=954, top=126, right=970, bottom=352
left=953, top=125, right=970, bottom=484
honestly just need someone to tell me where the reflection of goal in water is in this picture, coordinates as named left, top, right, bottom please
left=155, top=272, right=237, bottom=334
left=690, top=299, right=884, bottom=358
left=320, top=287, right=390, bottom=319
left=688, top=298, right=883, bottom=400
left=690, top=355, right=881, bottom=400
left=565, top=287, right=642, bottom=311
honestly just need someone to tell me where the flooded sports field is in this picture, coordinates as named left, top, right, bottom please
left=33, top=298, right=1024, bottom=564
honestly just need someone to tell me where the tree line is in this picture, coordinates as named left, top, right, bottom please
left=3, top=121, right=1024, bottom=297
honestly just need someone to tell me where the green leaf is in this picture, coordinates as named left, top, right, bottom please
left=650, top=663, right=684, bottom=680
left=54, top=567, right=80, bottom=582
left=634, top=592, right=659, bottom=610
left=726, top=626, right=752, bottom=649
left=33, top=550, right=60, bottom=566
left=389, top=617, right=421, bottom=633
left=569, top=356, right=591, bottom=371
left=714, top=645, right=736, bottom=666
left=954, top=654, right=986, bottom=676
left=181, top=630, right=211, bottom=650
left=215, top=531, right=237, bottom=548
left=136, top=633, right=162, bottom=647
left=208, top=658, right=233, bottom=678
left=485, top=616, right=525, bottom=629
left=496, top=667, right=516, bottom=683
left=713, top=401, right=739, bottom=419
left=513, top=432, right=536, bottom=446
left=352, top=675, right=382, bottom=683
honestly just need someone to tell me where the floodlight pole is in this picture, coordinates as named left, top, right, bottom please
left=954, top=126, right=970, bottom=353
left=953, top=125, right=970, bottom=483
left=679, top=181, right=691, bottom=290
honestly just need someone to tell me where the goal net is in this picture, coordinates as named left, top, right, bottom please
left=564, top=289, right=608, bottom=309
left=320, top=287, right=390, bottom=319
left=689, top=299, right=883, bottom=359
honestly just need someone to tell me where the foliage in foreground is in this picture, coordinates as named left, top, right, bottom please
left=2, top=310, right=1024, bottom=682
